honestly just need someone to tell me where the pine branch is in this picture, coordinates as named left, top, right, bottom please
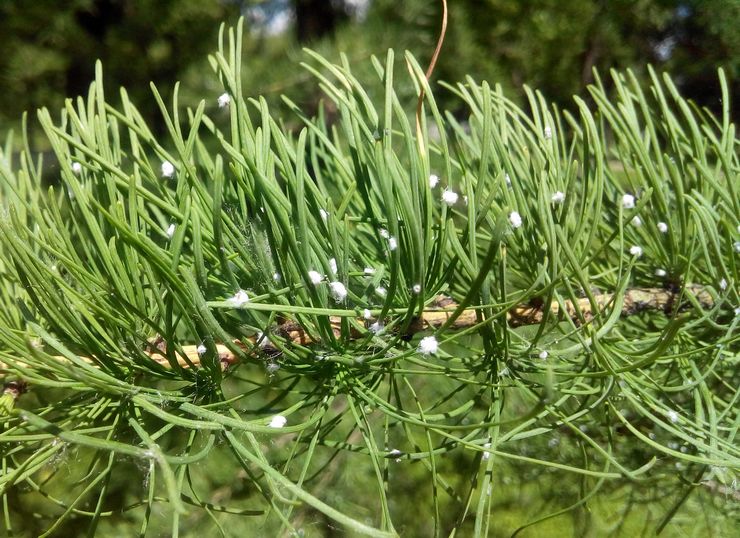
left=1, top=285, right=714, bottom=371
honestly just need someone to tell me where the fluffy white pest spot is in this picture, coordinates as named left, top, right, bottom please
left=370, top=320, right=384, bottom=334
left=631, top=216, right=643, bottom=227
left=363, top=308, right=372, bottom=320
left=319, top=208, right=329, bottom=221
left=657, top=222, right=668, bottom=233
left=71, top=161, right=82, bottom=175
left=165, top=224, right=175, bottom=238
left=442, top=189, right=458, bottom=205
left=161, top=160, right=175, bottom=178
left=256, top=331, right=272, bottom=349
left=418, top=335, right=439, bottom=355
left=509, top=211, right=522, bottom=229
left=412, top=284, right=421, bottom=294
left=376, top=286, right=387, bottom=297
left=629, top=245, right=643, bottom=257
left=197, top=344, right=207, bottom=355
left=388, top=237, right=398, bottom=251
left=655, top=268, right=667, bottom=277
left=719, top=278, right=727, bottom=291
left=538, top=350, right=548, bottom=360
left=429, top=174, right=440, bottom=188
left=217, top=93, right=231, bottom=108
left=329, top=281, right=347, bottom=302
left=308, top=270, right=323, bottom=285
left=544, top=125, right=552, bottom=139
left=226, top=289, right=250, bottom=307
left=363, top=267, right=376, bottom=276
left=622, top=194, right=635, bottom=209
left=329, top=258, right=338, bottom=274
left=551, top=191, right=565, bottom=204
left=269, top=415, right=287, bottom=428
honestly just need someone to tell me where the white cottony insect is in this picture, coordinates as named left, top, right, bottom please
left=329, top=281, right=347, bottom=302
left=412, top=284, right=421, bottom=294
left=622, top=194, right=635, bottom=209
left=269, top=415, right=287, bottom=428
left=319, top=209, right=329, bottom=222
left=544, top=125, right=552, bottom=139
left=376, top=286, right=387, bottom=297
left=272, top=272, right=282, bottom=282
left=429, top=174, right=440, bottom=188
left=308, top=270, right=323, bottom=285
left=329, top=258, right=338, bottom=274
left=256, top=331, right=272, bottom=349
left=666, top=410, right=679, bottom=423
left=657, top=222, right=669, bottom=233
left=442, top=189, right=458, bottom=205
left=165, top=224, right=175, bottom=239
left=631, top=216, right=643, bottom=227
left=551, top=191, right=565, bottom=204
left=226, top=289, right=250, bottom=307
left=363, top=267, right=376, bottom=276
left=538, top=350, right=548, bottom=360
left=161, top=160, right=175, bottom=178
left=217, top=92, right=231, bottom=108
left=363, top=308, right=372, bottom=320
left=71, top=161, right=82, bottom=175
left=655, top=268, right=667, bottom=277
left=482, top=442, right=491, bottom=461
left=196, top=344, right=207, bottom=355
left=509, top=211, right=522, bottom=229
left=379, top=228, right=390, bottom=239
left=418, top=335, right=439, bottom=355
left=370, top=320, right=384, bottom=334
left=719, top=278, right=727, bottom=291
left=388, top=237, right=398, bottom=251
left=629, top=245, right=643, bottom=257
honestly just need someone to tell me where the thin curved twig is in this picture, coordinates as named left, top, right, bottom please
left=415, top=0, right=448, bottom=153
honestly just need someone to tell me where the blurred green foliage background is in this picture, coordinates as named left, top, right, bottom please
left=0, top=0, right=737, bottom=140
